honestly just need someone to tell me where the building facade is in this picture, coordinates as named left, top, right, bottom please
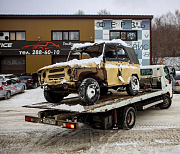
left=0, top=15, right=153, bottom=75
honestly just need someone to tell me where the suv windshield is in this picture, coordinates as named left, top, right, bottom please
left=70, top=44, right=103, bottom=60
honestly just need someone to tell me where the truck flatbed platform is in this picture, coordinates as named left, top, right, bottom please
left=23, top=89, right=165, bottom=113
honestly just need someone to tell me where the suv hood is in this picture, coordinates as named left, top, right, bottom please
left=38, top=55, right=103, bottom=72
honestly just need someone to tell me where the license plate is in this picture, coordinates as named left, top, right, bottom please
left=43, top=119, right=57, bottom=125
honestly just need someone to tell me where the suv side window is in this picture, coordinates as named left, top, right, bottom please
left=117, top=46, right=130, bottom=62
left=105, top=45, right=117, bottom=61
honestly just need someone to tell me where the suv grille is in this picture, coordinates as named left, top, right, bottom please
left=48, top=68, right=65, bottom=80
left=49, top=68, right=64, bottom=73
left=48, top=74, right=65, bottom=78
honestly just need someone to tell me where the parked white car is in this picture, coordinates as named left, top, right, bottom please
left=173, top=71, right=180, bottom=93
left=0, top=74, right=19, bottom=81
left=0, top=79, right=26, bottom=100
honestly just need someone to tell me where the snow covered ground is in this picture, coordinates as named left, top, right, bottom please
left=0, top=87, right=180, bottom=154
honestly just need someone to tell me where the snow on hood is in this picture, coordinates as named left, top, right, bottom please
left=40, top=55, right=103, bottom=70
left=71, top=39, right=131, bottom=50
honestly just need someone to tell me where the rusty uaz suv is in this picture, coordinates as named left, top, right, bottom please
left=38, top=40, right=140, bottom=105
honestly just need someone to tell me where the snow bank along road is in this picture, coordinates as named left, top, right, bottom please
left=0, top=88, right=180, bottom=154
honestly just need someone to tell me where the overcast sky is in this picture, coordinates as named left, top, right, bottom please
left=1, top=0, right=180, bottom=17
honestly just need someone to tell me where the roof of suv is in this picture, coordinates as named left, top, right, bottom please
left=71, top=39, right=131, bottom=51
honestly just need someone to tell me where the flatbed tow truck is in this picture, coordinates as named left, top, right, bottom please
left=24, top=65, right=175, bottom=130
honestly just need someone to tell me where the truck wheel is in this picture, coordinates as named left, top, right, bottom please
left=126, top=75, right=139, bottom=96
left=44, top=90, right=64, bottom=103
left=78, top=78, right=100, bottom=106
left=5, top=91, right=11, bottom=100
left=159, top=95, right=172, bottom=109
left=122, top=106, right=136, bottom=130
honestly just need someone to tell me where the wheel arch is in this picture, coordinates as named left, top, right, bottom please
left=132, top=73, right=140, bottom=81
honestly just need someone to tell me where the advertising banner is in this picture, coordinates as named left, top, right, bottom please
left=0, top=41, right=89, bottom=56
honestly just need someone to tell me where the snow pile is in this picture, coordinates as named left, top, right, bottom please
left=51, top=104, right=85, bottom=112
left=41, top=55, right=103, bottom=69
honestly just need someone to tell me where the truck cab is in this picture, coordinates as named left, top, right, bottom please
left=140, top=65, right=175, bottom=97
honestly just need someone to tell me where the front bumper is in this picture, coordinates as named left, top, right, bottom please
left=0, top=91, right=6, bottom=98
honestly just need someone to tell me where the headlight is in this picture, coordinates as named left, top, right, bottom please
left=67, top=69, right=72, bottom=75
left=43, top=72, right=46, bottom=78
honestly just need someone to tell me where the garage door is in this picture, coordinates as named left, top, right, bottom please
left=0, top=56, right=26, bottom=76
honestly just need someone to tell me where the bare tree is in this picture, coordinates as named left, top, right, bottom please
left=97, top=9, right=111, bottom=15
left=152, top=10, right=180, bottom=65
left=74, top=10, right=85, bottom=15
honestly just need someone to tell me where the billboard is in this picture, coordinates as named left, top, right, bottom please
left=0, top=41, right=88, bottom=56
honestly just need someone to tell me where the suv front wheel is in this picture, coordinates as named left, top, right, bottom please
left=44, top=90, right=64, bottom=103
left=78, top=78, right=100, bottom=106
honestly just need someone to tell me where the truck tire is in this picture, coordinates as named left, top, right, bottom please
left=159, top=94, right=172, bottom=109
left=122, top=106, right=136, bottom=130
left=126, top=75, right=139, bottom=96
left=44, top=90, right=64, bottom=103
left=78, top=78, right=100, bottom=106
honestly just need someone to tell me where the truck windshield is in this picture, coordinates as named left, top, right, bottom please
left=164, top=67, right=170, bottom=80
left=140, top=69, right=153, bottom=76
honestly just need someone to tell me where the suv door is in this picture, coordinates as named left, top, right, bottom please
left=116, top=45, right=133, bottom=85
left=105, top=44, right=139, bottom=87
left=105, top=44, right=121, bottom=86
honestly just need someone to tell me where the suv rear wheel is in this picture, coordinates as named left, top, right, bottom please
left=78, top=78, right=100, bottom=106
left=126, top=75, right=139, bottom=96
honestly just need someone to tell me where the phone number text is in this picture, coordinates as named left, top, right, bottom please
left=19, top=50, right=61, bottom=55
